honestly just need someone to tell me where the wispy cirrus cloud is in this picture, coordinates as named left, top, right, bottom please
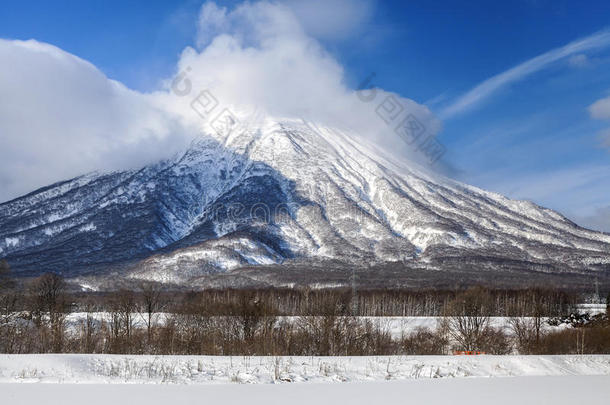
left=567, top=53, right=590, bottom=68
left=571, top=205, right=610, bottom=234
left=440, top=29, right=610, bottom=119
left=599, top=128, right=610, bottom=148
left=465, top=163, right=610, bottom=232
left=589, top=96, right=610, bottom=149
left=589, top=95, right=610, bottom=120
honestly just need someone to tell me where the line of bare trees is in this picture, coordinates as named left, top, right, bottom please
left=1, top=267, right=609, bottom=355
left=62, top=284, right=579, bottom=317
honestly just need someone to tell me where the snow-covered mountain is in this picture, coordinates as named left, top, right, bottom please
left=1, top=116, right=609, bottom=288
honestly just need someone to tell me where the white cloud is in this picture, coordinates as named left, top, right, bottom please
left=0, top=1, right=438, bottom=203
left=0, top=39, right=194, bottom=203
left=157, top=0, right=440, bottom=160
left=441, top=30, right=610, bottom=119
left=196, top=1, right=229, bottom=49
left=589, top=96, right=610, bottom=120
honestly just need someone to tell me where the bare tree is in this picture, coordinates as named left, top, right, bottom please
left=509, top=289, right=546, bottom=353
left=28, top=273, right=67, bottom=325
left=109, top=289, right=136, bottom=340
left=138, top=282, right=163, bottom=343
left=72, top=297, right=96, bottom=353
left=0, top=260, right=17, bottom=324
left=27, top=273, right=67, bottom=352
left=233, top=294, right=273, bottom=342
left=104, top=289, right=138, bottom=353
left=445, top=287, right=492, bottom=351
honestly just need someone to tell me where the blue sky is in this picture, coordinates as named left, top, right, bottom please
left=1, top=0, right=610, bottom=231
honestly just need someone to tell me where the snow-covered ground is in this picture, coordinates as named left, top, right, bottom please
left=576, top=303, right=607, bottom=315
left=3, top=376, right=610, bottom=405
left=2, top=355, right=609, bottom=404
left=1, top=354, right=609, bottom=384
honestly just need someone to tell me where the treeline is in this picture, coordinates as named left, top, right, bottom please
left=0, top=261, right=584, bottom=317
left=164, top=286, right=579, bottom=317
left=0, top=268, right=609, bottom=356
left=59, top=284, right=579, bottom=317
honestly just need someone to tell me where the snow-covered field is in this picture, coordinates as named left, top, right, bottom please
left=1, top=354, right=609, bottom=384
left=1, top=355, right=609, bottom=405
left=3, top=376, right=610, bottom=405
left=61, top=302, right=606, bottom=333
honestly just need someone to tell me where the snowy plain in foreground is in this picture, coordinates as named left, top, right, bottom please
left=2, top=376, right=610, bottom=405
left=1, top=354, right=609, bottom=404
left=1, top=354, right=609, bottom=384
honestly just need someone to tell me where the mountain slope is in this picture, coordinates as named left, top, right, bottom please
left=1, top=116, right=609, bottom=287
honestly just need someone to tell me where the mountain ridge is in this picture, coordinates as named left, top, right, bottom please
left=1, top=116, right=609, bottom=289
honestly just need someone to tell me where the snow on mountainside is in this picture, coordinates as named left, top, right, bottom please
left=0, top=115, right=609, bottom=286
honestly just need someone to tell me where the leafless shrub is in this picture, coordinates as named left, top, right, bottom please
left=477, top=326, right=512, bottom=354
left=532, top=321, right=610, bottom=354
left=509, top=317, right=541, bottom=354
left=402, top=326, right=449, bottom=355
